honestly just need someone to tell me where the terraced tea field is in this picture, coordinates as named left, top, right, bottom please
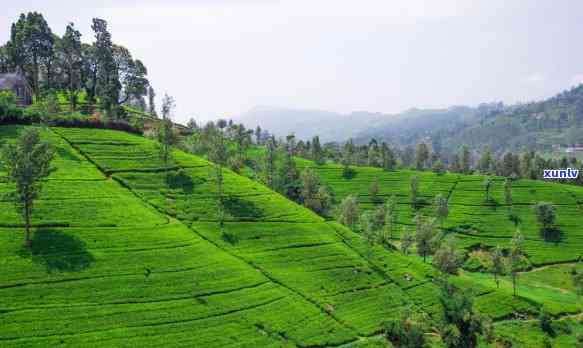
left=1, top=126, right=581, bottom=347
left=53, top=127, right=444, bottom=337
left=0, top=126, right=357, bottom=347
left=296, top=160, right=583, bottom=266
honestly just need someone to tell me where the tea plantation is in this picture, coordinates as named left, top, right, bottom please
left=295, top=160, right=583, bottom=266
left=0, top=125, right=581, bottom=347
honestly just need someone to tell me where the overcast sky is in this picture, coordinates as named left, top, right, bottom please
left=2, top=1, right=583, bottom=123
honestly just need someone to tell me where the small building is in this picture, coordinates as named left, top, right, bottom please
left=0, top=73, right=32, bottom=106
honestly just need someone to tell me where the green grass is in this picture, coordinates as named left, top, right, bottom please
left=1, top=125, right=582, bottom=346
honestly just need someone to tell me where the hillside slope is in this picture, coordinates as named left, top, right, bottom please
left=52, top=127, right=443, bottom=335
left=1, top=126, right=581, bottom=347
left=0, top=125, right=443, bottom=347
left=294, top=158, right=583, bottom=266
left=354, top=85, right=583, bottom=154
left=0, top=126, right=355, bottom=347
left=288, top=158, right=583, bottom=319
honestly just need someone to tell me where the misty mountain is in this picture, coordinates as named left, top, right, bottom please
left=234, top=106, right=382, bottom=142
left=237, top=84, right=583, bottom=157
left=235, top=105, right=492, bottom=145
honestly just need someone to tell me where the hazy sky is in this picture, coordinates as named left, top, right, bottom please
left=2, top=1, right=583, bottom=123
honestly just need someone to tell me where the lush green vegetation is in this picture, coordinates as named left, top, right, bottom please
left=1, top=125, right=582, bottom=347
left=289, top=159, right=583, bottom=266
left=1, top=10, right=581, bottom=346
left=0, top=126, right=355, bottom=347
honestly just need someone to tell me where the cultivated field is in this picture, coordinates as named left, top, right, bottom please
left=0, top=126, right=581, bottom=347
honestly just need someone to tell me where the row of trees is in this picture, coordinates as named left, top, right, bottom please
left=185, top=120, right=336, bottom=215
left=267, top=131, right=583, bottom=186
left=1, top=12, right=152, bottom=116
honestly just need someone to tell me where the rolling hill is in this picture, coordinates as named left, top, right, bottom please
left=0, top=125, right=582, bottom=347
left=292, top=158, right=583, bottom=266
left=238, top=84, right=583, bottom=159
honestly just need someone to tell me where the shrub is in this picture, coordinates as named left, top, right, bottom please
left=538, top=307, right=554, bottom=336
left=432, top=161, right=446, bottom=175
left=576, top=332, right=583, bottom=348
left=385, top=309, right=427, bottom=348
left=47, top=113, right=143, bottom=135
left=0, top=91, right=23, bottom=121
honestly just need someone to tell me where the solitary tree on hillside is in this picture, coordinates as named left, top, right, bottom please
left=60, top=22, right=83, bottom=111
left=478, top=149, right=493, bottom=174
left=434, top=193, right=449, bottom=228
left=92, top=18, right=120, bottom=115
left=300, top=167, right=331, bottom=215
left=341, top=140, right=355, bottom=178
left=373, top=203, right=387, bottom=242
left=432, top=160, right=446, bottom=175
left=360, top=211, right=376, bottom=259
left=449, top=153, right=461, bottom=173
left=461, top=145, right=471, bottom=174
left=504, top=178, right=513, bottom=205
left=7, top=13, right=54, bottom=96
left=157, top=94, right=177, bottom=192
left=255, top=126, right=262, bottom=145
left=264, top=137, right=277, bottom=189
left=381, top=142, right=396, bottom=171
left=490, top=245, right=505, bottom=289
left=385, top=195, right=398, bottom=240
left=337, top=195, right=359, bottom=230
left=439, top=281, right=483, bottom=348
left=509, top=228, right=524, bottom=296
left=410, top=175, right=419, bottom=209
left=209, top=120, right=229, bottom=235
left=385, top=308, right=428, bottom=348
left=1, top=128, right=54, bottom=248
left=400, top=227, right=414, bottom=255
left=415, top=216, right=436, bottom=263
left=415, top=143, right=429, bottom=170
left=275, top=134, right=301, bottom=201
left=533, top=202, right=556, bottom=240
left=482, top=176, right=494, bottom=203
left=300, top=167, right=319, bottom=207
left=368, top=144, right=379, bottom=167
left=369, top=178, right=380, bottom=203
left=233, top=124, right=251, bottom=165
left=311, top=136, right=324, bottom=165
left=147, top=86, right=156, bottom=117
left=433, top=236, right=460, bottom=275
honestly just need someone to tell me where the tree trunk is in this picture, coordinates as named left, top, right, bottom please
left=494, top=273, right=499, bottom=289
left=46, top=60, right=53, bottom=90
left=24, top=200, right=32, bottom=248
left=33, top=55, right=39, bottom=97
left=68, top=67, right=75, bottom=112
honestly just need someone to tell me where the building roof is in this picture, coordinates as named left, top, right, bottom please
left=0, top=73, right=29, bottom=90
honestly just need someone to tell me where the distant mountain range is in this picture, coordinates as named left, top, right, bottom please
left=234, top=106, right=382, bottom=143
left=236, top=84, right=583, bottom=155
